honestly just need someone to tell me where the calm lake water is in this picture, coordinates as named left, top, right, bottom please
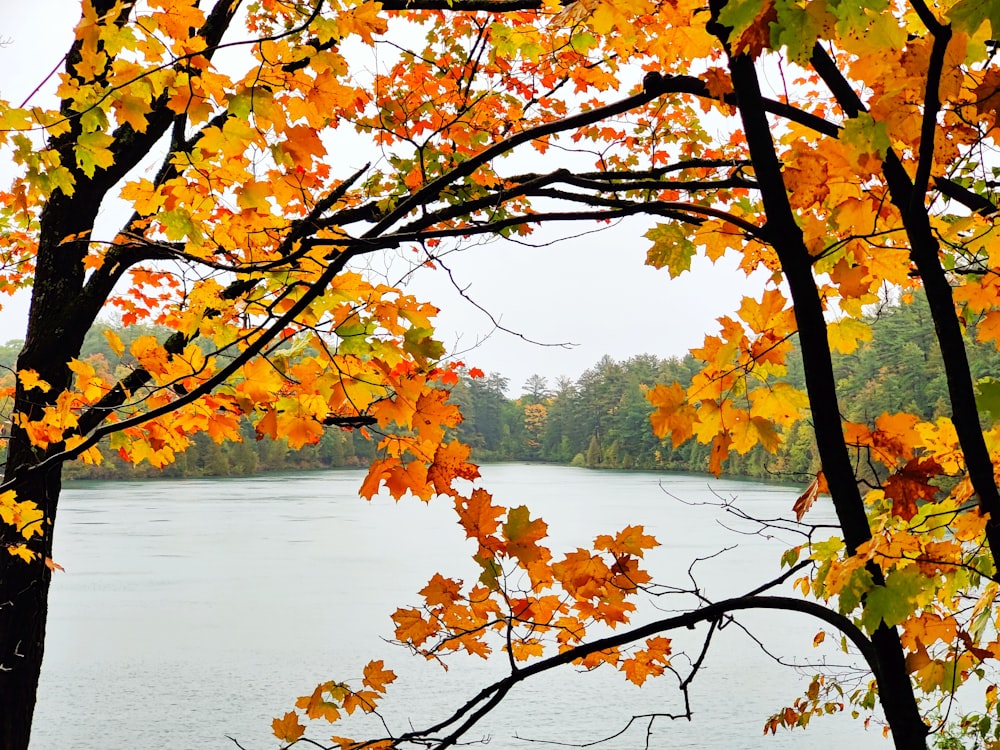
left=29, top=465, right=890, bottom=749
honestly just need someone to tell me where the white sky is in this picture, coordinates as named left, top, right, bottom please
left=0, top=3, right=764, bottom=395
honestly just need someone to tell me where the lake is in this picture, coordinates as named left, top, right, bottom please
left=29, top=464, right=890, bottom=749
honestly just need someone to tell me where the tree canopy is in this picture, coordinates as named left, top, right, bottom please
left=3, top=1, right=1000, bottom=749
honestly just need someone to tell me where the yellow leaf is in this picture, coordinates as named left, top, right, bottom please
left=17, top=370, right=50, bottom=393
left=74, top=131, right=116, bottom=178
left=827, top=317, right=872, bottom=355
left=7, top=544, right=35, bottom=563
left=104, top=328, right=126, bottom=358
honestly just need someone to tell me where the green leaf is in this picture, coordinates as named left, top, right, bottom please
left=403, top=327, right=445, bottom=363
left=503, top=505, right=535, bottom=542
left=860, top=567, right=926, bottom=633
left=975, top=377, right=1000, bottom=423
left=336, top=320, right=377, bottom=355
left=716, top=0, right=765, bottom=38
left=644, top=223, right=697, bottom=278
left=569, top=31, right=597, bottom=53
left=949, top=0, right=1000, bottom=37
left=836, top=565, right=874, bottom=614
left=840, top=113, right=891, bottom=161
left=771, top=0, right=825, bottom=63
left=228, top=90, right=253, bottom=120
left=158, top=209, right=197, bottom=242
left=474, top=551, right=501, bottom=590
left=780, top=545, right=801, bottom=568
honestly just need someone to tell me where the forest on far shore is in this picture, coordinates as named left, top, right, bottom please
left=4, top=291, right=996, bottom=484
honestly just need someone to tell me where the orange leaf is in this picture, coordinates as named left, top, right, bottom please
left=272, top=711, right=305, bottom=742
left=792, top=471, right=828, bottom=522
left=296, top=684, right=342, bottom=722
left=708, top=432, right=732, bottom=477
left=731, top=0, right=776, bottom=57
left=427, top=441, right=480, bottom=496
left=392, top=607, right=438, bottom=646
left=419, top=573, right=463, bottom=608
left=883, top=457, right=942, bottom=521
left=455, top=488, right=504, bottom=545
left=342, top=689, right=379, bottom=715
left=362, top=660, right=397, bottom=693
left=647, top=382, right=698, bottom=447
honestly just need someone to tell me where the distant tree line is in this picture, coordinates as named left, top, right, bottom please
left=445, top=291, right=1000, bottom=483
left=3, top=292, right=996, bottom=483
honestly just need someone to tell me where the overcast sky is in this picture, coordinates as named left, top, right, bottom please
left=1, top=3, right=765, bottom=395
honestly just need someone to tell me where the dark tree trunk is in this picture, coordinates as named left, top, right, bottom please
left=0, top=468, right=60, bottom=750
left=0, top=187, right=102, bottom=749
left=706, top=7, right=929, bottom=745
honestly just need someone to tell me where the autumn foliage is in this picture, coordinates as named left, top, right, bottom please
left=4, top=0, right=1000, bottom=749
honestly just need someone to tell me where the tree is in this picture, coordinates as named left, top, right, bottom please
left=3, top=2, right=1000, bottom=750
left=521, top=373, right=552, bottom=404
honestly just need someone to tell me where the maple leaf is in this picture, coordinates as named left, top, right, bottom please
left=74, top=131, right=115, bottom=178
left=552, top=549, right=611, bottom=598
left=594, top=525, right=658, bottom=557
left=17, top=370, right=50, bottom=393
left=7, top=545, right=35, bottom=563
left=883, top=457, right=943, bottom=521
left=509, top=638, right=545, bottom=661
left=644, top=222, right=697, bottom=278
left=951, top=0, right=1000, bottom=38
left=784, top=148, right=830, bottom=209
left=342, top=689, right=379, bottom=715
left=737, top=288, right=790, bottom=334
left=620, top=636, right=671, bottom=686
left=454, top=488, right=505, bottom=546
left=296, top=684, right=342, bottom=722
left=827, top=317, right=872, bottom=355
left=840, top=113, right=891, bottom=163
left=503, top=505, right=552, bottom=584
left=647, top=382, right=698, bottom=447
left=272, top=711, right=306, bottom=742
left=362, top=660, right=397, bottom=693
left=503, top=505, right=549, bottom=567
left=392, top=607, right=438, bottom=646
left=900, top=613, right=958, bottom=650
left=101, top=328, right=125, bottom=357
left=792, top=471, right=828, bottom=522
left=412, top=388, right=460, bottom=443
left=860, top=567, right=928, bottom=633
left=727, top=0, right=777, bottom=57
left=708, top=432, right=732, bottom=477
left=871, top=412, right=921, bottom=465
left=419, top=573, right=463, bottom=608
left=427, top=441, right=480, bottom=496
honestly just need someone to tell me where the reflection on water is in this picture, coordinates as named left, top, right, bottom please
left=31, top=465, right=888, bottom=749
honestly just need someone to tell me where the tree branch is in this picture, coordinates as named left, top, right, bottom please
left=392, top=594, right=875, bottom=750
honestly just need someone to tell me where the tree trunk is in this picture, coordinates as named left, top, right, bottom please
left=0, top=187, right=100, bottom=749
left=0, top=475, right=59, bottom=750
left=708, top=11, right=929, bottom=745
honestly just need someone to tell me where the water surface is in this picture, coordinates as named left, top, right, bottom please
left=31, top=465, right=888, bottom=749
